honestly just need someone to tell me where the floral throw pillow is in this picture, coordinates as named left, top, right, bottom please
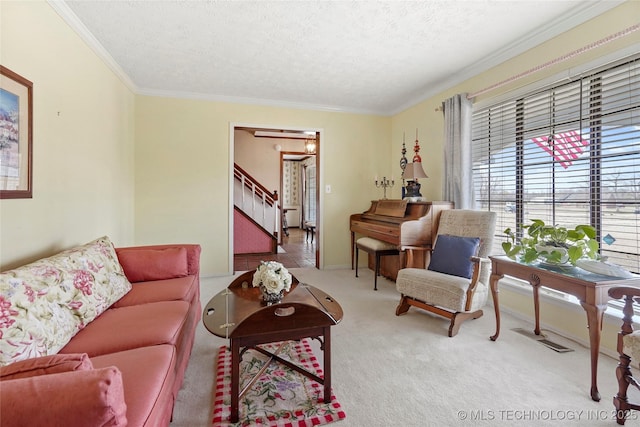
left=0, top=236, right=132, bottom=366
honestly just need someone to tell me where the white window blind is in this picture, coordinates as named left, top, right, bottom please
left=472, top=54, right=640, bottom=274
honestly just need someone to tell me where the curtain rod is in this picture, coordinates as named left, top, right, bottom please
left=466, top=23, right=640, bottom=100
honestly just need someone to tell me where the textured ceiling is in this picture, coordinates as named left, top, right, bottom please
left=55, top=1, right=622, bottom=115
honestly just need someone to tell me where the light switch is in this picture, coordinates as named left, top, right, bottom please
left=325, top=185, right=332, bottom=193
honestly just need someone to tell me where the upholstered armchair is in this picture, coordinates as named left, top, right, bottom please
left=609, top=286, right=640, bottom=425
left=395, top=209, right=497, bottom=337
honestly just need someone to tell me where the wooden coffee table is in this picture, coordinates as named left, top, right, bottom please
left=202, top=270, right=343, bottom=423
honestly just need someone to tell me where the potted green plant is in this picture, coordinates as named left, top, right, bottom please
left=502, top=219, right=599, bottom=265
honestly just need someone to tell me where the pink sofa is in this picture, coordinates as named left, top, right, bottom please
left=0, top=237, right=201, bottom=427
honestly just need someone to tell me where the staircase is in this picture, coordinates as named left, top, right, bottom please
left=233, top=163, right=280, bottom=254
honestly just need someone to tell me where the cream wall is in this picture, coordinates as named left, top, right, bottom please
left=0, top=1, right=135, bottom=270
left=134, top=96, right=391, bottom=275
left=391, top=1, right=640, bottom=354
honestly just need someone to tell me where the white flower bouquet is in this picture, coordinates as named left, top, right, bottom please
left=252, top=261, right=292, bottom=299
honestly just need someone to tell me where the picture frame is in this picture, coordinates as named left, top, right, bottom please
left=0, top=65, right=33, bottom=199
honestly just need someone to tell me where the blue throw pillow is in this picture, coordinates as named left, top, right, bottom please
left=428, top=235, right=481, bottom=279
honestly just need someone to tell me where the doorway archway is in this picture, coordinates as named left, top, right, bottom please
left=229, top=124, right=321, bottom=273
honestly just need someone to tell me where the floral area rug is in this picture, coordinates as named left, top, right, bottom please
left=212, top=339, right=346, bottom=427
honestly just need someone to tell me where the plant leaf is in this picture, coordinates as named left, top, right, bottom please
left=576, top=224, right=597, bottom=239
left=586, top=240, right=599, bottom=257
left=502, top=242, right=512, bottom=254
left=567, top=246, right=582, bottom=264
left=522, top=248, right=539, bottom=263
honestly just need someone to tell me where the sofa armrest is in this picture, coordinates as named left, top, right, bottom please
left=1, top=366, right=127, bottom=427
left=115, top=244, right=201, bottom=282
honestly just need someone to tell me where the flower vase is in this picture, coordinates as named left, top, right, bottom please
left=260, top=286, right=284, bottom=305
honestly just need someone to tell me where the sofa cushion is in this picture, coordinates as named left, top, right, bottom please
left=428, top=234, right=480, bottom=279
left=0, top=353, right=93, bottom=380
left=59, top=300, right=189, bottom=357
left=0, top=366, right=127, bottom=427
left=397, top=267, right=489, bottom=312
left=92, top=345, right=176, bottom=427
left=0, top=236, right=132, bottom=366
left=116, top=247, right=189, bottom=283
left=112, top=275, right=197, bottom=308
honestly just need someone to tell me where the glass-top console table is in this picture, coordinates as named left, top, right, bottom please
left=488, top=255, right=640, bottom=402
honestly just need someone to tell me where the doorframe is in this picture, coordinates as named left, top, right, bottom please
left=229, top=122, right=323, bottom=273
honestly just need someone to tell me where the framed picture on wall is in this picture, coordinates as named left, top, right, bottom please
left=0, top=65, right=33, bottom=199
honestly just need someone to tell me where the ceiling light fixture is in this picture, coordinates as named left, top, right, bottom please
left=305, top=136, right=316, bottom=154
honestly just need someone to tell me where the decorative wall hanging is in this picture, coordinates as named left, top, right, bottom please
left=399, top=133, right=408, bottom=198
left=0, top=66, right=33, bottom=199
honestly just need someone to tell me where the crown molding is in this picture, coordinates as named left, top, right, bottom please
left=389, top=0, right=627, bottom=115
left=48, top=0, right=385, bottom=115
left=49, top=0, right=386, bottom=115
left=47, top=0, right=137, bottom=92
left=136, top=87, right=386, bottom=116
left=49, top=0, right=624, bottom=117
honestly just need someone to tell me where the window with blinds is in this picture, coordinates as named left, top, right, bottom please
left=472, top=54, right=640, bottom=274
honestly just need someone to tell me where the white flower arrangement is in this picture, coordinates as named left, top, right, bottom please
left=252, top=261, right=292, bottom=295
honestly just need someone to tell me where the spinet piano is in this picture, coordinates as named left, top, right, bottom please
left=350, top=199, right=454, bottom=281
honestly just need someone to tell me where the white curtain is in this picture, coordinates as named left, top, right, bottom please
left=443, top=93, right=474, bottom=209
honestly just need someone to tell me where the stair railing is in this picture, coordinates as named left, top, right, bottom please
left=233, top=163, right=280, bottom=236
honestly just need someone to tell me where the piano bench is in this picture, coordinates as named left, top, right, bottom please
left=355, top=237, right=399, bottom=291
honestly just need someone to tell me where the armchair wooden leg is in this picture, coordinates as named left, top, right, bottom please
left=614, top=401, right=630, bottom=425
left=448, top=310, right=483, bottom=337
left=614, top=353, right=633, bottom=425
left=395, top=295, right=411, bottom=316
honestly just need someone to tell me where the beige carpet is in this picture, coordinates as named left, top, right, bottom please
left=171, top=268, right=625, bottom=426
